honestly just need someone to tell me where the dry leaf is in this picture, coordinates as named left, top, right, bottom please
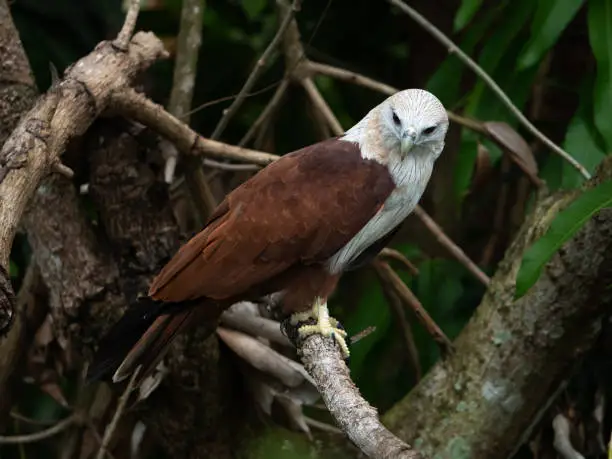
left=39, top=369, right=69, bottom=408
left=217, top=327, right=308, bottom=388
left=276, top=395, right=312, bottom=440
left=483, top=121, right=543, bottom=187
left=470, top=142, right=493, bottom=192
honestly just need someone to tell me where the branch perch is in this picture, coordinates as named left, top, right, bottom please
left=299, top=334, right=422, bottom=459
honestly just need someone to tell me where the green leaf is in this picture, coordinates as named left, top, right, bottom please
left=344, top=279, right=391, bottom=380
left=517, top=0, right=586, bottom=70
left=9, top=260, right=19, bottom=278
left=465, top=0, right=536, bottom=119
left=428, top=2, right=501, bottom=104
left=409, top=259, right=471, bottom=372
left=588, top=0, right=612, bottom=151
left=452, top=136, right=479, bottom=204
left=561, top=113, right=606, bottom=189
left=454, top=0, right=484, bottom=32
left=242, top=0, right=267, bottom=21
left=515, top=180, right=612, bottom=298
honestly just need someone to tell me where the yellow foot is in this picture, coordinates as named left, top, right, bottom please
left=290, top=299, right=350, bottom=359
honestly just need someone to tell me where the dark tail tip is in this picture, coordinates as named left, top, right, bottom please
left=87, top=297, right=163, bottom=383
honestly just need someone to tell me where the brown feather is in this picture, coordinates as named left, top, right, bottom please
left=112, top=310, right=194, bottom=383
left=149, top=137, right=395, bottom=306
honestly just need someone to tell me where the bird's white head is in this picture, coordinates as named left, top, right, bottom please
left=343, top=89, right=449, bottom=164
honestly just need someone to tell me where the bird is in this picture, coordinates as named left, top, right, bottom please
left=88, top=88, right=449, bottom=384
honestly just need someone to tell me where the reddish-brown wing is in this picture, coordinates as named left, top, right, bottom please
left=149, top=138, right=395, bottom=303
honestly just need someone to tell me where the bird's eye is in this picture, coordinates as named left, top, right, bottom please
left=392, top=111, right=401, bottom=126
left=423, top=125, right=437, bottom=135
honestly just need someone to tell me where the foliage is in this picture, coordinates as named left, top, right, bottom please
left=2, top=0, right=611, bottom=457
left=515, top=179, right=612, bottom=298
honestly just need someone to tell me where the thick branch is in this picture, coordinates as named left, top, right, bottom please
left=300, top=334, right=421, bottom=458
left=381, top=159, right=612, bottom=458
left=0, top=10, right=167, bottom=335
left=0, top=0, right=49, bottom=422
left=111, top=89, right=278, bottom=166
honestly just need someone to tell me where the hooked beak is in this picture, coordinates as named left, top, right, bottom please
left=400, top=127, right=417, bottom=155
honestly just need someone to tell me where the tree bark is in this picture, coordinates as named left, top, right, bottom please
left=85, top=118, right=241, bottom=458
left=380, top=159, right=612, bottom=459
left=0, top=0, right=45, bottom=423
left=0, top=2, right=241, bottom=455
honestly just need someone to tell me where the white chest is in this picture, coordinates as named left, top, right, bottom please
left=326, top=153, right=434, bottom=274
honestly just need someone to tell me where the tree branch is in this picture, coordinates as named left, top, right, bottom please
left=381, top=158, right=612, bottom=458
left=162, top=0, right=216, bottom=227
left=238, top=78, right=290, bottom=147
left=114, top=0, right=141, bottom=50
left=210, top=0, right=301, bottom=140
left=0, top=413, right=80, bottom=444
left=0, top=5, right=167, bottom=334
left=163, top=0, right=204, bottom=184
left=299, top=334, right=422, bottom=459
left=0, top=0, right=50, bottom=423
left=110, top=89, right=278, bottom=166
left=374, top=260, right=453, bottom=356
left=386, top=0, right=590, bottom=180
left=95, top=369, right=139, bottom=459
left=306, top=60, right=485, bottom=133
left=412, top=206, right=491, bottom=286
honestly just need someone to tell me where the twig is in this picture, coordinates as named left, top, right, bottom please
left=163, top=0, right=216, bottom=224
left=111, top=89, right=279, bottom=166
left=163, top=0, right=204, bottom=184
left=374, top=260, right=454, bottom=356
left=52, top=162, right=74, bottom=178
left=211, top=0, right=301, bottom=140
left=307, top=61, right=484, bottom=133
left=378, top=248, right=419, bottom=276
left=0, top=413, right=80, bottom=444
left=10, top=411, right=57, bottom=426
left=379, top=279, right=422, bottom=381
left=203, top=158, right=260, bottom=171
left=95, top=368, right=140, bottom=459
left=413, top=206, right=490, bottom=286
left=480, top=155, right=511, bottom=266
left=308, top=61, right=396, bottom=95
left=114, top=0, right=141, bottom=50
left=299, top=334, right=422, bottom=459
left=239, top=76, right=290, bottom=147
left=386, top=0, right=590, bottom=180
left=301, top=77, right=344, bottom=136
left=350, top=325, right=377, bottom=344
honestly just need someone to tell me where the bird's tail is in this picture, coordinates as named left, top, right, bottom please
left=87, top=297, right=198, bottom=384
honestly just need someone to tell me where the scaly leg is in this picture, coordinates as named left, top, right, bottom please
left=290, top=298, right=350, bottom=359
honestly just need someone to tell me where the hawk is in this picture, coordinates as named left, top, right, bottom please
left=89, top=89, right=449, bottom=383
